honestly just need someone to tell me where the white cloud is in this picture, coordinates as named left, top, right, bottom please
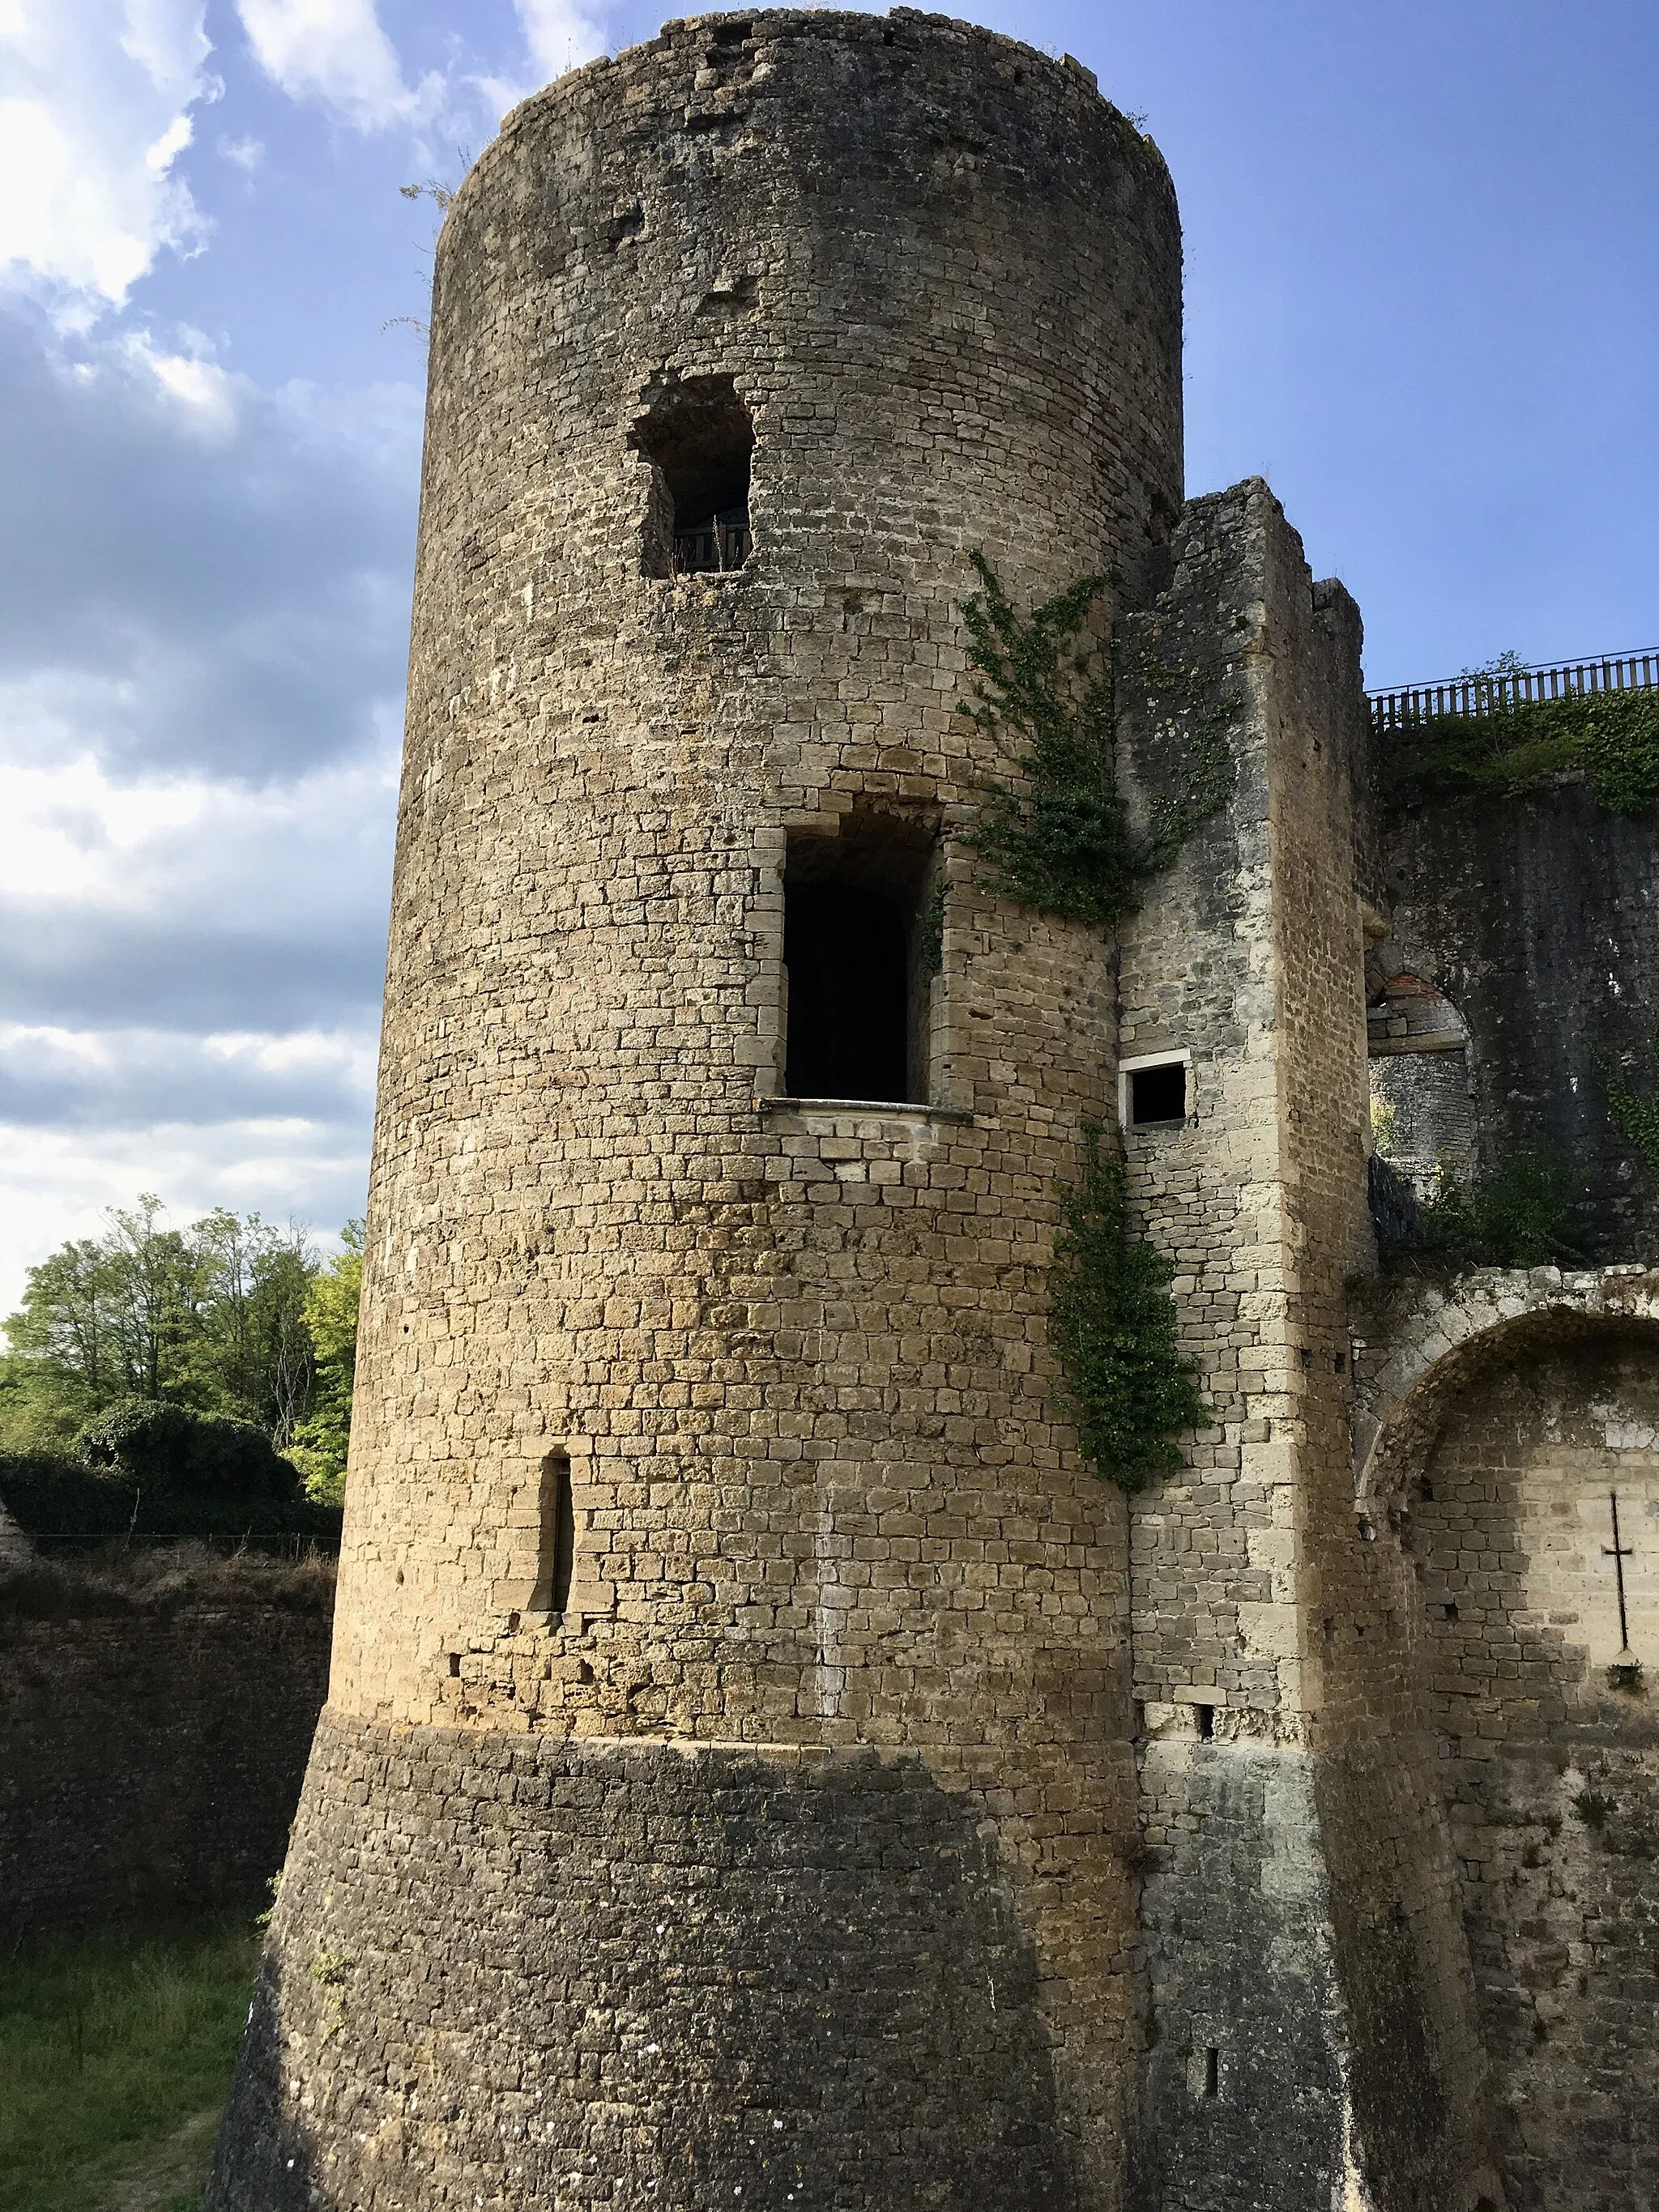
left=122, top=326, right=242, bottom=435
left=236, top=0, right=440, bottom=130
left=0, top=1111, right=373, bottom=1313
left=0, top=0, right=213, bottom=310
left=0, top=742, right=398, bottom=936
left=514, top=0, right=608, bottom=82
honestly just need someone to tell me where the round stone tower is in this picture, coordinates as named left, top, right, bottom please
left=210, top=12, right=1183, bottom=2209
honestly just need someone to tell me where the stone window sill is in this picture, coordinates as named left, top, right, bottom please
left=755, top=1096, right=975, bottom=1126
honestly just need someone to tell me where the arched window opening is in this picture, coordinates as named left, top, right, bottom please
left=783, top=815, right=937, bottom=1105
left=1367, top=970, right=1473, bottom=1201
left=532, top=1451, right=576, bottom=1617
left=632, top=375, right=753, bottom=577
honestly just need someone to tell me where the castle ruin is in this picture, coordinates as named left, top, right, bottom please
left=207, top=13, right=1659, bottom=2209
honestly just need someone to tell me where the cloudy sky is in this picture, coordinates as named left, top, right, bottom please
left=1, top=0, right=1655, bottom=1311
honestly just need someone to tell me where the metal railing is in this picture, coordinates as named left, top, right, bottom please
left=672, top=519, right=752, bottom=574
left=1369, top=650, right=1659, bottom=734
left=19, top=1531, right=338, bottom=1559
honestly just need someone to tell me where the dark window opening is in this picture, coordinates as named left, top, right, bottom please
left=631, top=375, right=753, bottom=577
left=533, top=1451, right=576, bottom=1616
left=1129, top=1059, right=1187, bottom=1126
left=1203, top=2048, right=1220, bottom=2099
left=1195, top=1703, right=1215, bottom=1741
left=783, top=817, right=936, bottom=1104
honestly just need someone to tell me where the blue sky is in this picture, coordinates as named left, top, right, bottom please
left=1, top=0, right=1655, bottom=1308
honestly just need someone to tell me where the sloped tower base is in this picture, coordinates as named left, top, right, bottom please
left=211, top=1715, right=1077, bottom=2210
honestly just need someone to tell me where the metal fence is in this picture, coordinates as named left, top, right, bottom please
left=1368, top=649, right=1659, bottom=735
left=672, top=520, right=753, bottom=574
left=20, top=1530, right=337, bottom=1560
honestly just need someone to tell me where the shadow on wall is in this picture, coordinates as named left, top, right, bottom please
left=1380, top=1315, right=1659, bottom=2212
left=0, top=1550, right=334, bottom=1943
left=204, top=1720, right=1080, bottom=2212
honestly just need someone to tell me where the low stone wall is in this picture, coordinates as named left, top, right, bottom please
left=0, top=1551, right=334, bottom=1941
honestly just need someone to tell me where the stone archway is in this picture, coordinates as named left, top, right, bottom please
left=1351, top=1275, right=1659, bottom=2212
left=1354, top=1265, right=1659, bottom=1505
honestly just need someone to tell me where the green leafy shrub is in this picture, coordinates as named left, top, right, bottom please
left=1383, top=686, right=1659, bottom=816
left=1601, top=1037, right=1659, bottom=1182
left=69, top=1399, right=320, bottom=1537
left=0, top=1451, right=135, bottom=1539
left=959, top=554, right=1235, bottom=927
left=1049, top=1126, right=1209, bottom=1490
left=1417, top=1150, right=1580, bottom=1269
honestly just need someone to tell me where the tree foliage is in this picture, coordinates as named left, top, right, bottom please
left=286, top=1223, right=364, bottom=1508
left=0, top=1197, right=364, bottom=1530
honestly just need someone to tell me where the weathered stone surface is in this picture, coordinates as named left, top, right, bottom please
left=209, top=1712, right=1077, bottom=2211
left=0, top=1565, right=331, bottom=1941
left=1377, top=782, right=1659, bottom=1259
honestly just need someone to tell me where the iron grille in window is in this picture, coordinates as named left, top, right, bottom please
left=673, top=509, right=753, bottom=574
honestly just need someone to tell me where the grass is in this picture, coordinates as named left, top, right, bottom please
left=0, top=1918, right=259, bottom=2212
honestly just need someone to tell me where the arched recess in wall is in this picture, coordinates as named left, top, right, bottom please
left=1359, top=1301, right=1659, bottom=2212
left=1366, top=970, right=1473, bottom=1198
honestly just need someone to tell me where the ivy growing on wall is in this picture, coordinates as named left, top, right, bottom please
left=1601, top=1035, right=1659, bottom=1181
left=958, top=552, right=1235, bottom=927
left=1383, top=681, right=1659, bottom=816
left=1048, top=1125, right=1209, bottom=1490
left=954, top=558, right=1233, bottom=1489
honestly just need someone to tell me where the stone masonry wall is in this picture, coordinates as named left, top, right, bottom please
left=1117, top=482, right=1495, bottom=2211
left=210, top=1712, right=1085, bottom=2212
left=0, top=1562, right=332, bottom=1942
left=1376, top=779, right=1659, bottom=1260
left=1352, top=1279, right=1659, bottom=2212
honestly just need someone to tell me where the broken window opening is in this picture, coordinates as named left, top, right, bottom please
left=631, top=375, right=754, bottom=578
left=532, top=1451, right=576, bottom=1617
left=783, top=817, right=937, bottom=1105
left=1203, top=2048, right=1220, bottom=2099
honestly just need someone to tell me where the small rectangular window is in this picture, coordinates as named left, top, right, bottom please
left=533, top=1452, right=575, bottom=1617
left=1128, top=1058, right=1188, bottom=1126
left=783, top=816, right=936, bottom=1104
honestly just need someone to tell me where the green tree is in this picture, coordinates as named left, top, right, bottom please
left=2, top=1196, right=205, bottom=1440
left=186, top=1210, right=316, bottom=1441
left=288, top=1222, right=364, bottom=1507
left=2, top=1196, right=326, bottom=1454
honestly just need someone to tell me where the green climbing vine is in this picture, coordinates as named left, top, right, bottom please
left=1382, top=662, right=1659, bottom=816
left=917, top=878, right=945, bottom=980
left=1048, top=1126, right=1210, bottom=1490
left=953, top=557, right=1235, bottom=1489
left=958, top=552, right=1236, bottom=927
left=1601, top=1034, right=1659, bottom=1181
left=1414, top=1150, right=1583, bottom=1270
